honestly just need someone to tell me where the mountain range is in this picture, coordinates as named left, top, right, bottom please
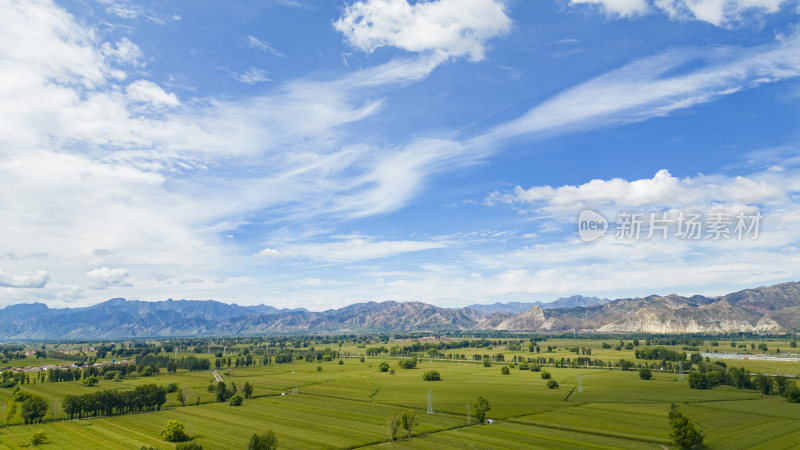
left=462, top=295, right=609, bottom=314
left=0, top=282, right=799, bottom=339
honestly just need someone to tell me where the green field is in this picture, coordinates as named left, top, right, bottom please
left=1, top=336, right=799, bottom=449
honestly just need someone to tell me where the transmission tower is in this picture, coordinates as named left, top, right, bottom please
left=577, top=374, right=583, bottom=393
left=679, top=362, right=684, bottom=380
left=427, top=390, right=433, bottom=414
left=466, top=402, right=471, bottom=425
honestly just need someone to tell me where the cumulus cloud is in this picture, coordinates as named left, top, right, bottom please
left=334, top=0, right=512, bottom=61
left=101, top=38, right=144, bottom=67
left=0, top=270, right=49, bottom=288
left=487, top=169, right=792, bottom=212
left=570, top=0, right=793, bottom=26
left=86, top=267, right=132, bottom=289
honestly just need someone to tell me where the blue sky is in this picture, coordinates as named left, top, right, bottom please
left=1, top=0, right=800, bottom=309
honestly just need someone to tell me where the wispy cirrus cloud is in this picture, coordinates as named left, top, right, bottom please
left=257, top=238, right=447, bottom=264
left=479, top=32, right=800, bottom=143
left=232, top=67, right=272, bottom=84
left=570, top=0, right=796, bottom=26
left=243, top=35, right=285, bottom=57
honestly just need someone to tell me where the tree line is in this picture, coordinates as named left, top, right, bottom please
left=62, top=384, right=167, bottom=419
left=688, top=360, right=800, bottom=403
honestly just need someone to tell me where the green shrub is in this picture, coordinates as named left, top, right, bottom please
left=546, top=379, right=559, bottom=389
left=500, top=366, right=510, bottom=375
left=229, top=394, right=244, bottom=406
left=422, top=370, right=441, bottom=381
left=247, top=429, right=277, bottom=450
left=30, top=430, right=47, bottom=446
left=160, top=420, right=189, bottom=442
left=398, top=357, right=418, bottom=369
left=541, top=371, right=551, bottom=379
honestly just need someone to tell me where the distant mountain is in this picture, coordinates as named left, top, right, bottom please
left=0, top=282, right=799, bottom=338
left=464, top=295, right=609, bottom=314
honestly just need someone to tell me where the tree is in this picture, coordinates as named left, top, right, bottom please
left=215, top=381, right=232, bottom=402
left=500, top=366, right=510, bottom=375
left=20, top=396, right=48, bottom=424
left=243, top=382, right=254, bottom=399
left=541, top=371, right=551, bottom=379
left=177, top=387, right=187, bottom=406
left=398, top=357, right=418, bottom=369
left=422, top=370, right=441, bottom=381
left=785, top=382, right=800, bottom=403
left=399, top=410, right=417, bottom=438
left=176, top=442, right=203, bottom=450
left=669, top=406, right=703, bottom=450
left=388, top=415, right=401, bottom=441
left=30, top=430, right=47, bottom=446
left=229, top=394, right=243, bottom=406
left=247, top=429, right=277, bottom=450
left=473, top=396, right=491, bottom=424
left=82, top=376, right=99, bottom=387
left=546, top=379, right=559, bottom=389
left=160, top=420, right=189, bottom=442
left=688, top=372, right=712, bottom=389
left=639, top=367, right=652, bottom=380
left=753, top=374, right=773, bottom=395
left=379, top=362, right=390, bottom=372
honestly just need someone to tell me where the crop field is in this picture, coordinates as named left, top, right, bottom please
left=0, top=336, right=799, bottom=449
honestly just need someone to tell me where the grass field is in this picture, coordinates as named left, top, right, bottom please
left=0, top=337, right=799, bottom=449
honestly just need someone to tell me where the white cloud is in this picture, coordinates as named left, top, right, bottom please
left=570, top=0, right=650, bottom=17
left=126, top=80, right=180, bottom=107
left=481, top=33, right=800, bottom=142
left=0, top=0, right=460, bottom=305
left=655, top=0, right=789, bottom=26
left=257, top=238, right=447, bottom=263
left=86, top=267, right=131, bottom=289
left=489, top=169, right=790, bottom=212
left=334, top=0, right=512, bottom=61
left=571, top=0, right=793, bottom=26
left=101, top=37, right=144, bottom=67
left=0, top=270, right=49, bottom=288
left=244, top=35, right=285, bottom=57
left=98, top=0, right=181, bottom=24
left=233, top=67, right=271, bottom=84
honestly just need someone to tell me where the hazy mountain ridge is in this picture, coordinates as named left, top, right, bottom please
left=0, top=282, right=799, bottom=338
left=464, top=295, right=609, bottom=314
